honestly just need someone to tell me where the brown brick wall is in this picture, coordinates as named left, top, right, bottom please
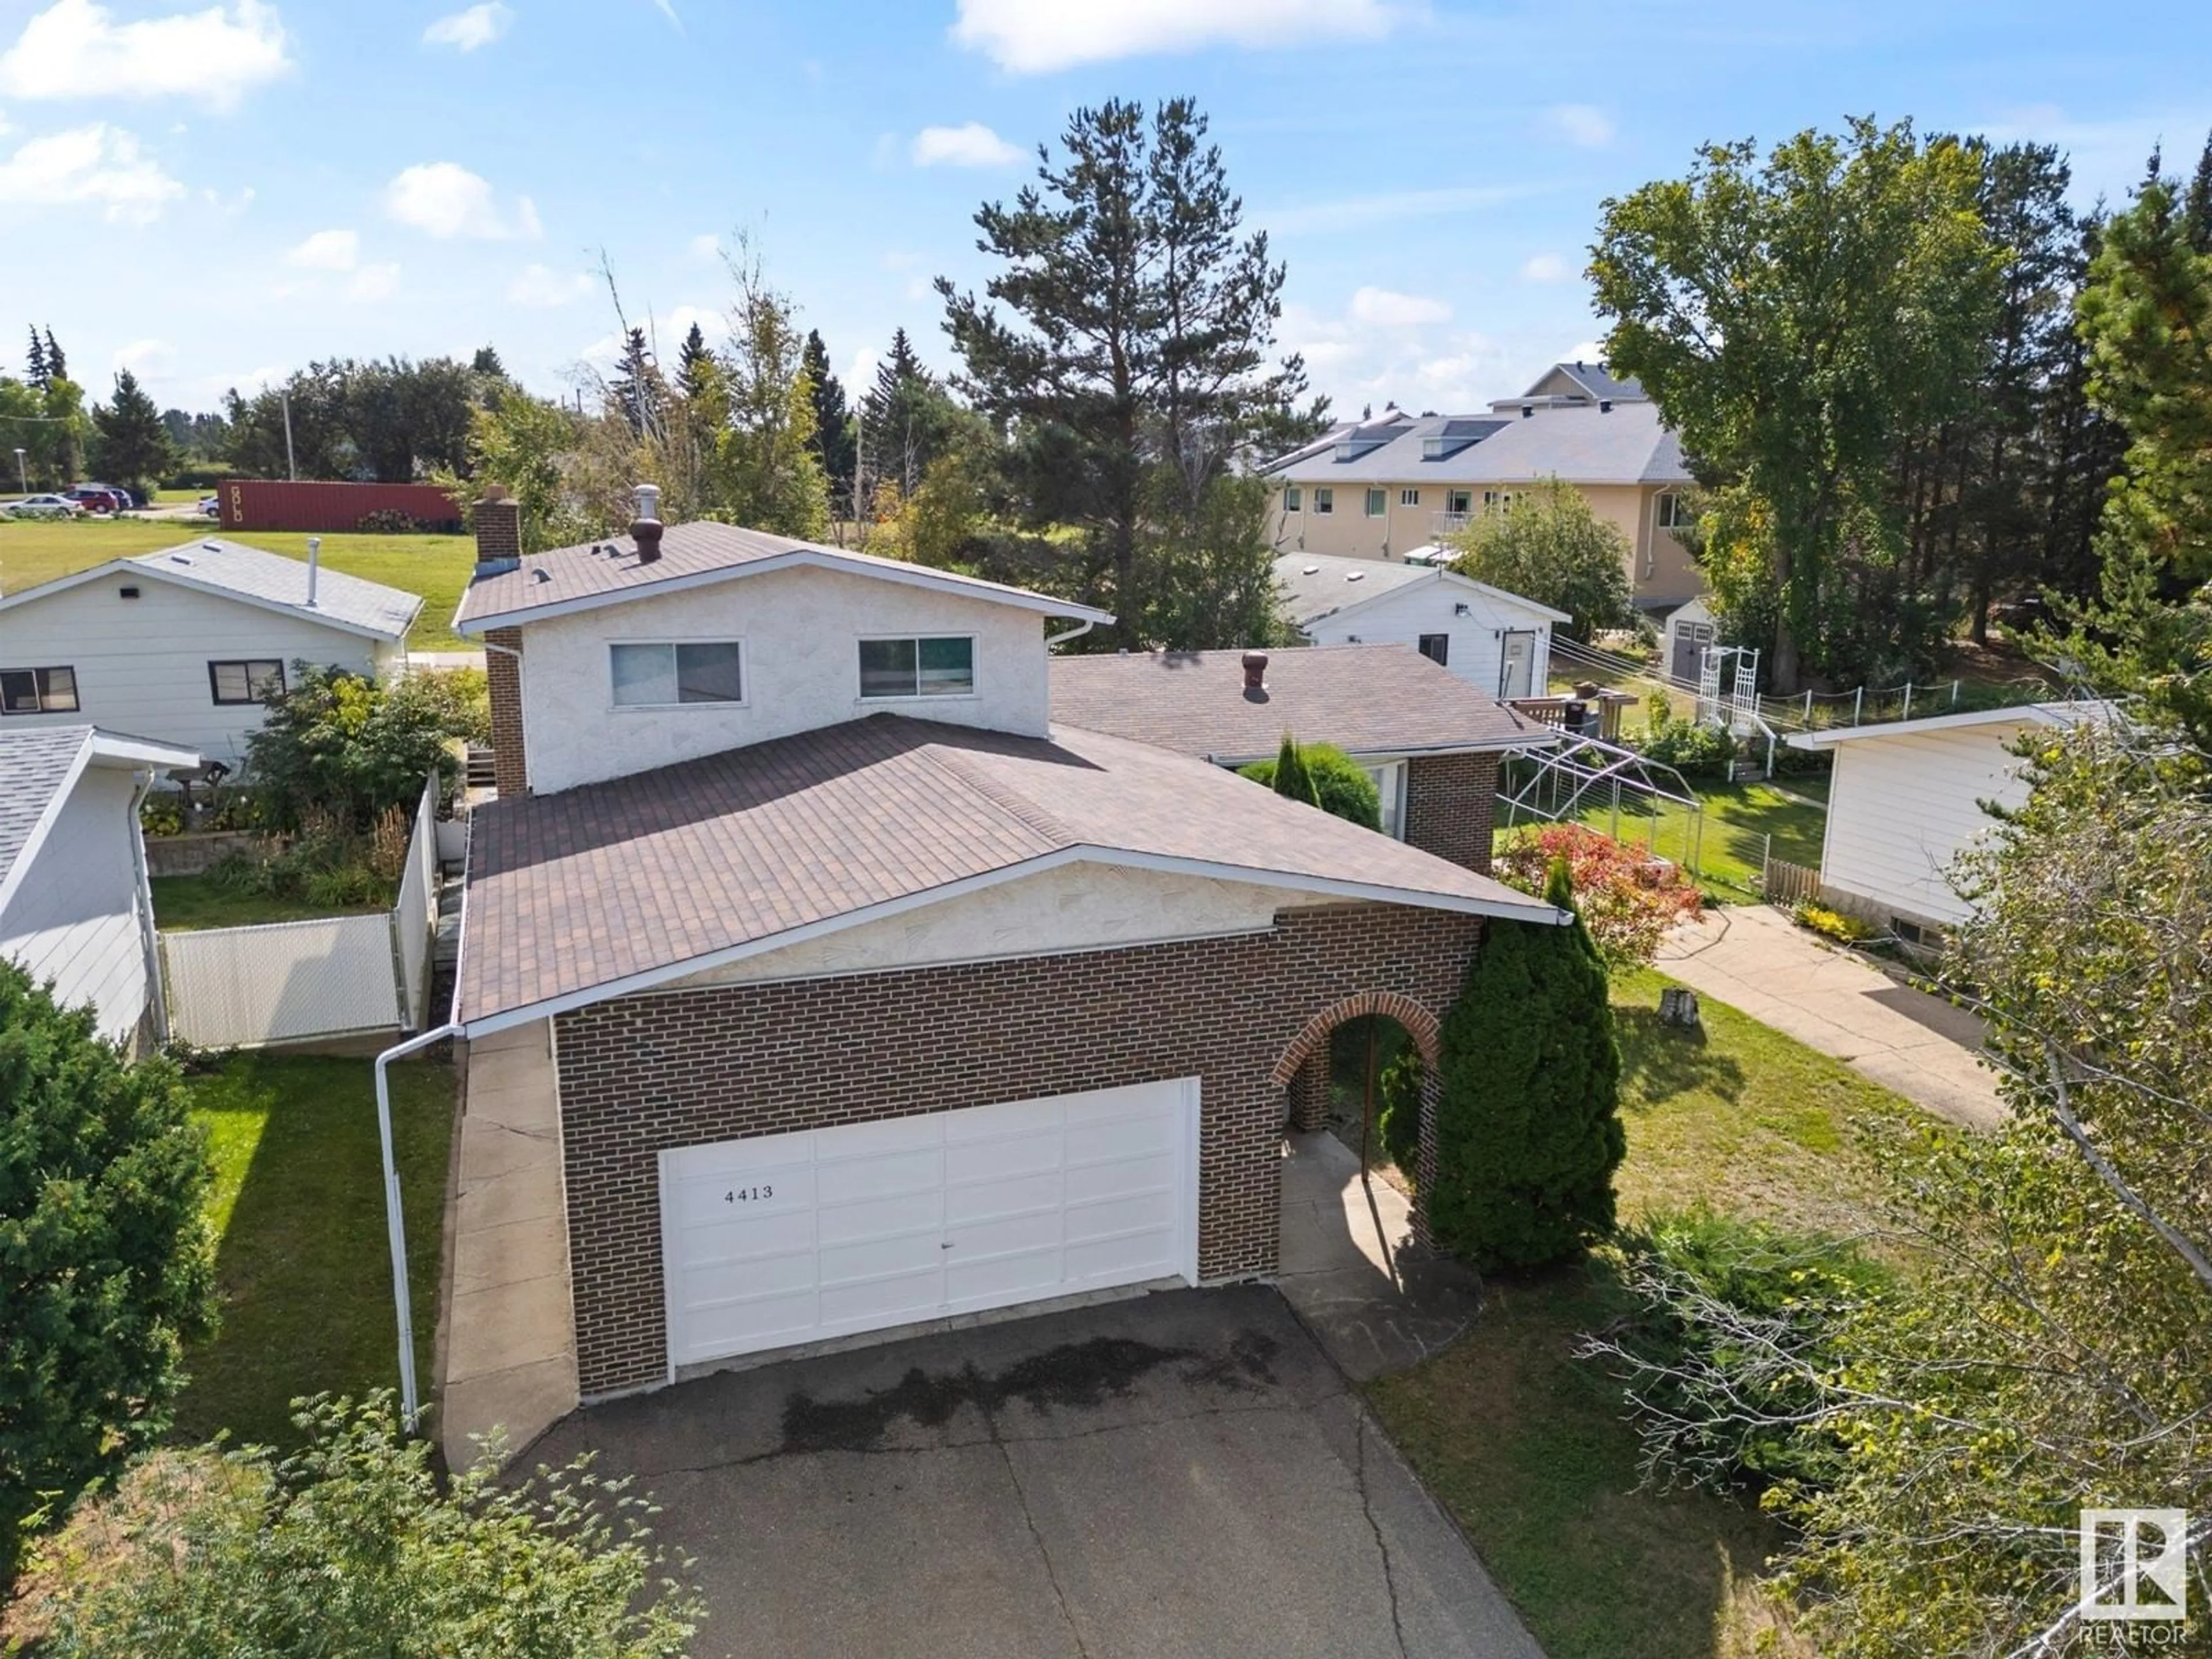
left=1406, top=752, right=1498, bottom=874
left=1285, top=1050, right=1330, bottom=1133
left=484, top=627, right=527, bottom=798
left=551, top=902, right=1483, bottom=1397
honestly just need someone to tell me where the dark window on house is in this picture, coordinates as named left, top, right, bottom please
left=1400, top=488, right=1420, bottom=507
left=609, top=641, right=745, bottom=706
left=209, top=659, right=286, bottom=705
left=1417, top=634, right=1449, bottom=666
left=1314, top=487, right=1334, bottom=515
left=1446, top=489, right=1472, bottom=514
left=1, top=665, right=79, bottom=714
left=859, top=636, right=976, bottom=699
left=1283, top=486, right=1302, bottom=512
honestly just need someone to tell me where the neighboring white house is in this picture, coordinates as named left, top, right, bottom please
left=1786, top=702, right=2101, bottom=935
left=0, top=538, right=423, bottom=772
left=1275, top=550, right=1569, bottom=700
left=1, top=725, right=200, bottom=1048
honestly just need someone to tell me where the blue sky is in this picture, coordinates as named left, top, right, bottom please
left=3, top=0, right=2208, bottom=421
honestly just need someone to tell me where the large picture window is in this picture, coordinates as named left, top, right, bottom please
left=207, top=658, right=286, bottom=706
left=0, top=665, right=78, bottom=714
left=859, top=636, right=975, bottom=699
left=610, top=641, right=745, bottom=707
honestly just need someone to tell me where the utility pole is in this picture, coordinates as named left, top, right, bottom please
left=281, top=391, right=297, bottom=480
left=12, top=448, right=25, bottom=493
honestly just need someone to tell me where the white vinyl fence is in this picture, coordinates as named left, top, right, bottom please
left=162, top=778, right=444, bottom=1049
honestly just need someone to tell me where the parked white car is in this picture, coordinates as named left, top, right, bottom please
left=4, top=494, right=85, bottom=520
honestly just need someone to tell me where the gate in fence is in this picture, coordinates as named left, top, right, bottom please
left=161, top=778, right=442, bottom=1048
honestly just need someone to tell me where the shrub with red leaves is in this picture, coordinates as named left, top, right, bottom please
left=1494, top=823, right=1702, bottom=968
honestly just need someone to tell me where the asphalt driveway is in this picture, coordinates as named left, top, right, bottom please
left=528, top=1285, right=1542, bottom=1659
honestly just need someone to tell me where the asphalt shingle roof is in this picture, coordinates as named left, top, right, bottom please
left=0, top=726, right=91, bottom=887
left=457, top=712, right=1555, bottom=1024
left=126, top=540, right=423, bottom=638
left=1051, top=644, right=1550, bottom=763
left=454, top=521, right=1108, bottom=631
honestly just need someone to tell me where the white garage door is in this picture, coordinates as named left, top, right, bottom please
left=659, top=1078, right=1200, bottom=1374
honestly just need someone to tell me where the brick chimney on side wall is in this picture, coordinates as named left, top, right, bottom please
left=472, top=493, right=528, bottom=796
left=474, top=493, right=522, bottom=579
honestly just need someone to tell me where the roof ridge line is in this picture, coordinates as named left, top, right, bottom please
left=916, top=738, right=1077, bottom=847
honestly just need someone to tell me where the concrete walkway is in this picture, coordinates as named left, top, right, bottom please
left=1276, top=1131, right=1483, bottom=1381
left=440, top=1018, right=578, bottom=1468
left=1656, top=906, right=2005, bottom=1128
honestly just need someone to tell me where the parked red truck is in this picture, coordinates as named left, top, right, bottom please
left=218, top=479, right=464, bottom=533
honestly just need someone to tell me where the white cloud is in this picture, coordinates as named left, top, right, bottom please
left=112, top=338, right=175, bottom=378
left=0, top=122, right=184, bottom=221
left=423, top=1, right=513, bottom=51
left=910, top=121, right=1024, bottom=168
left=285, top=227, right=357, bottom=269
left=1260, top=182, right=1544, bottom=236
left=508, top=262, right=592, bottom=307
left=1520, top=252, right=1572, bottom=283
left=688, top=231, right=721, bottom=262
left=951, top=0, right=1395, bottom=72
left=382, top=161, right=540, bottom=240
left=1347, top=286, right=1450, bottom=328
left=1544, top=103, right=1615, bottom=149
left=346, top=262, right=400, bottom=302
left=0, top=0, right=290, bottom=111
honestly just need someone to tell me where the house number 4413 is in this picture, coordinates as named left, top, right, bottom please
left=724, top=1184, right=774, bottom=1203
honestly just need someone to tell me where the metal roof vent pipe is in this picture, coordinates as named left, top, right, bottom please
left=305, top=535, right=321, bottom=607
left=631, top=483, right=664, bottom=565
left=1600, top=399, right=1613, bottom=414
left=1241, top=650, right=1268, bottom=699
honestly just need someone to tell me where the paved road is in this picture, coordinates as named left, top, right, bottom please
left=529, top=1286, right=1544, bottom=1659
left=1656, top=905, right=2005, bottom=1128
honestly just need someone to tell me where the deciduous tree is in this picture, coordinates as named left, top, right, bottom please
left=1446, top=476, right=1634, bottom=641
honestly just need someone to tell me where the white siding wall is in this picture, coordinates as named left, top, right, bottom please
left=671, top=863, right=1330, bottom=990
left=1819, top=722, right=2037, bottom=927
left=0, top=576, right=392, bottom=768
left=1297, top=578, right=1553, bottom=698
left=518, top=564, right=1055, bottom=793
left=0, top=766, right=153, bottom=1044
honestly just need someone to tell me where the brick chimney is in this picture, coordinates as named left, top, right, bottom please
left=474, top=490, right=522, bottom=579
left=631, top=483, right=663, bottom=565
left=1241, top=650, right=1268, bottom=700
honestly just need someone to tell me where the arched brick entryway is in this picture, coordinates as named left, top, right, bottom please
left=1273, top=990, right=1448, bottom=1247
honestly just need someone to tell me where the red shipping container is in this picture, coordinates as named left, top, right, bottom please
left=219, top=479, right=464, bottom=534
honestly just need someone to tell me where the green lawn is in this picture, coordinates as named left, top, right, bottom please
left=151, top=873, right=385, bottom=931
left=1366, top=971, right=1913, bottom=1659
left=0, top=517, right=478, bottom=649
left=173, top=1052, right=454, bottom=1449
left=1501, top=775, right=1830, bottom=901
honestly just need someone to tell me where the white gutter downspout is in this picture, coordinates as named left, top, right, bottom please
left=374, top=1022, right=457, bottom=1430
left=1044, top=617, right=1096, bottom=650
left=126, top=768, right=167, bottom=1042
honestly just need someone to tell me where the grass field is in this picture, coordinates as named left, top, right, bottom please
left=1499, top=775, right=1830, bottom=900
left=150, top=873, right=384, bottom=931
left=173, top=1052, right=454, bottom=1449
left=0, top=517, right=478, bottom=649
left=1366, top=971, right=1915, bottom=1659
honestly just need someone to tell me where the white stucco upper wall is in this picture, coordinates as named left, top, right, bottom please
left=1819, top=721, right=2036, bottom=927
left=1296, top=579, right=1551, bottom=699
left=0, top=575, right=397, bottom=769
left=0, top=764, right=154, bottom=1044
left=516, top=563, right=1056, bottom=793
left=669, top=861, right=1334, bottom=990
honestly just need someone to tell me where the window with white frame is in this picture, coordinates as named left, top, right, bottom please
left=1399, top=487, right=1420, bottom=507
left=1483, top=489, right=1515, bottom=514
left=1365, top=488, right=1387, bottom=518
left=1446, top=489, right=1472, bottom=515
left=207, top=659, right=285, bottom=706
left=0, top=665, right=78, bottom=714
left=609, top=641, right=745, bottom=707
left=1314, top=487, right=1334, bottom=514
left=1283, top=485, right=1302, bottom=512
left=1656, top=491, right=1692, bottom=529
left=1362, top=760, right=1407, bottom=840
left=859, top=636, right=975, bottom=699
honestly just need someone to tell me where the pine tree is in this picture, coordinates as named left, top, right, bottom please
left=609, top=326, right=661, bottom=437
left=858, top=328, right=945, bottom=497
left=677, top=322, right=714, bottom=401
left=1267, top=732, right=1318, bottom=808
left=802, top=329, right=856, bottom=513
left=2184, top=128, right=2212, bottom=255
left=470, top=344, right=506, bottom=379
left=92, top=368, right=176, bottom=493
left=41, top=328, right=66, bottom=385
left=1425, top=859, right=1624, bottom=1271
left=25, top=325, right=47, bottom=391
